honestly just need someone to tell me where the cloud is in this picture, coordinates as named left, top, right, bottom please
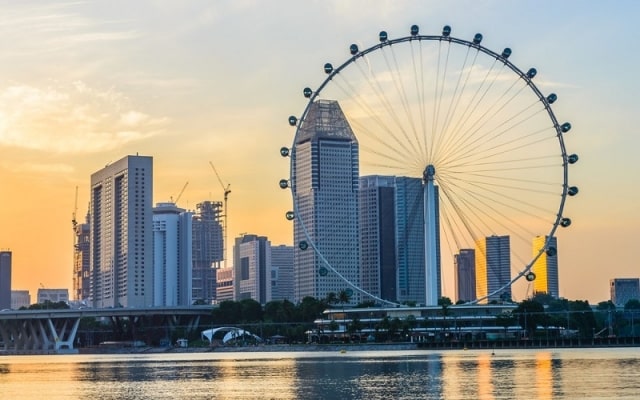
left=0, top=81, right=169, bottom=153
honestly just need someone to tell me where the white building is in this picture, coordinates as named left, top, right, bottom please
left=90, top=155, right=153, bottom=308
left=37, top=288, right=69, bottom=304
left=152, top=202, right=193, bottom=306
left=293, top=100, right=360, bottom=304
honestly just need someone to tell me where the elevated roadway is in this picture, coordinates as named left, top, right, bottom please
left=0, top=306, right=213, bottom=354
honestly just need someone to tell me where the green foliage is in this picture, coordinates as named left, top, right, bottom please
left=28, top=301, right=70, bottom=310
left=624, top=299, right=640, bottom=310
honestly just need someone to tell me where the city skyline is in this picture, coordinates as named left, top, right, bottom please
left=0, top=1, right=638, bottom=303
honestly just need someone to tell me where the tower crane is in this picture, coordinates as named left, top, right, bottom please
left=209, top=161, right=231, bottom=265
left=72, top=186, right=78, bottom=231
left=172, top=181, right=189, bottom=204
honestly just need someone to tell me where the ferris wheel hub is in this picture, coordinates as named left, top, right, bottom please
left=424, top=164, right=436, bottom=182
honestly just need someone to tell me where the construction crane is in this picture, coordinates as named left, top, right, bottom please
left=71, top=186, right=78, bottom=231
left=172, top=181, right=189, bottom=204
left=209, top=161, right=231, bottom=264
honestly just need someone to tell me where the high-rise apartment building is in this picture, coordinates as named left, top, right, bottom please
left=152, top=202, right=193, bottom=306
left=0, top=251, right=11, bottom=309
left=191, top=201, right=224, bottom=304
left=73, top=212, right=90, bottom=301
left=270, top=245, right=294, bottom=302
left=234, top=234, right=269, bottom=304
left=455, top=249, right=476, bottom=303
left=90, top=155, right=153, bottom=308
left=610, top=278, right=640, bottom=307
left=532, top=235, right=559, bottom=298
left=293, top=100, right=360, bottom=303
left=475, top=235, right=511, bottom=303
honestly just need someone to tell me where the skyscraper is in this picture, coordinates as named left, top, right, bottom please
left=475, top=235, right=511, bottom=303
left=0, top=251, right=11, bottom=309
left=359, top=175, right=396, bottom=302
left=90, top=155, right=153, bottom=308
left=395, top=177, right=427, bottom=304
left=152, top=202, right=193, bottom=306
left=72, top=212, right=90, bottom=301
left=191, top=201, right=224, bottom=303
left=270, top=245, right=294, bottom=302
left=455, top=249, right=476, bottom=303
left=610, top=278, right=640, bottom=307
left=293, top=100, right=360, bottom=303
left=532, top=235, right=559, bottom=298
left=234, top=234, right=269, bottom=304
left=359, top=175, right=428, bottom=304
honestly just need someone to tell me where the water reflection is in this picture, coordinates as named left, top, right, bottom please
left=0, top=349, right=639, bottom=399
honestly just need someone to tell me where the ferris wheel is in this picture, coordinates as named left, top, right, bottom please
left=280, top=24, right=578, bottom=305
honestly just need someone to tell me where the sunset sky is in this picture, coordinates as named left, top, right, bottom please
left=0, top=1, right=638, bottom=304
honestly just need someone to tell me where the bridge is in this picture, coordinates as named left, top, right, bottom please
left=0, top=306, right=213, bottom=354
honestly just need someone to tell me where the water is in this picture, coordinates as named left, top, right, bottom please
left=1, top=348, right=639, bottom=399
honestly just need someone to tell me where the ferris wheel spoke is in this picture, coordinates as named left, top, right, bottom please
left=440, top=176, right=555, bottom=241
left=332, top=75, right=421, bottom=161
left=439, top=62, right=507, bottom=157
left=382, top=44, right=425, bottom=162
left=437, top=80, right=532, bottom=166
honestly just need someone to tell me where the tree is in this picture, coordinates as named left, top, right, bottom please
left=240, top=298, right=263, bottom=322
left=514, top=299, right=545, bottom=338
left=438, top=297, right=453, bottom=334
left=325, top=292, right=338, bottom=307
left=495, top=311, right=517, bottom=338
left=624, top=299, right=640, bottom=310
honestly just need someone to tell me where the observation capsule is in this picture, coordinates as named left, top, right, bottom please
left=526, top=68, right=537, bottom=79
left=568, top=154, right=579, bottom=164
left=473, top=33, right=483, bottom=44
left=410, top=25, right=419, bottom=36
left=318, top=267, right=328, bottom=276
left=442, top=25, right=451, bottom=37
left=285, top=211, right=295, bottom=221
left=546, top=246, right=557, bottom=257
left=526, top=272, right=536, bottom=282
left=547, top=93, right=557, bottom=104
left=324, top=63, right=333, bottom=74
left=568, top=186, right=579, bottom=196
left=279, top=179, right=289, bottom=189
left=561, top=122, right=572, bottom=133
left=288, top=116, right=297, bottom=126
left=560, top=217, right=572, bottom=227
left=501, top=48, right=512, bottom=59
left=298, top=241, right=309, bottom=250
left=303, top=87, right=312, bottom=98
left=280, top=147, right=289, bottom=157
left=379, top=31, right=388, bottom=42
left=349, top=44, right=359, bottom=55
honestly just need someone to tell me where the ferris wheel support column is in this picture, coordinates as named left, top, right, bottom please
left=424, top=165, right=439, bottom=306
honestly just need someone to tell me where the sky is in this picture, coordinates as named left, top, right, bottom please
left=0, top=0, right=638, bottom=305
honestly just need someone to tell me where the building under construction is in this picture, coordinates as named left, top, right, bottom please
left=72, top=212, right=90, bottom=302
left=191, top=200, right=224, bottom=304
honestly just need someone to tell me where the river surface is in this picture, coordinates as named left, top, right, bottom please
left=1, top=347, right=638, bottom=399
